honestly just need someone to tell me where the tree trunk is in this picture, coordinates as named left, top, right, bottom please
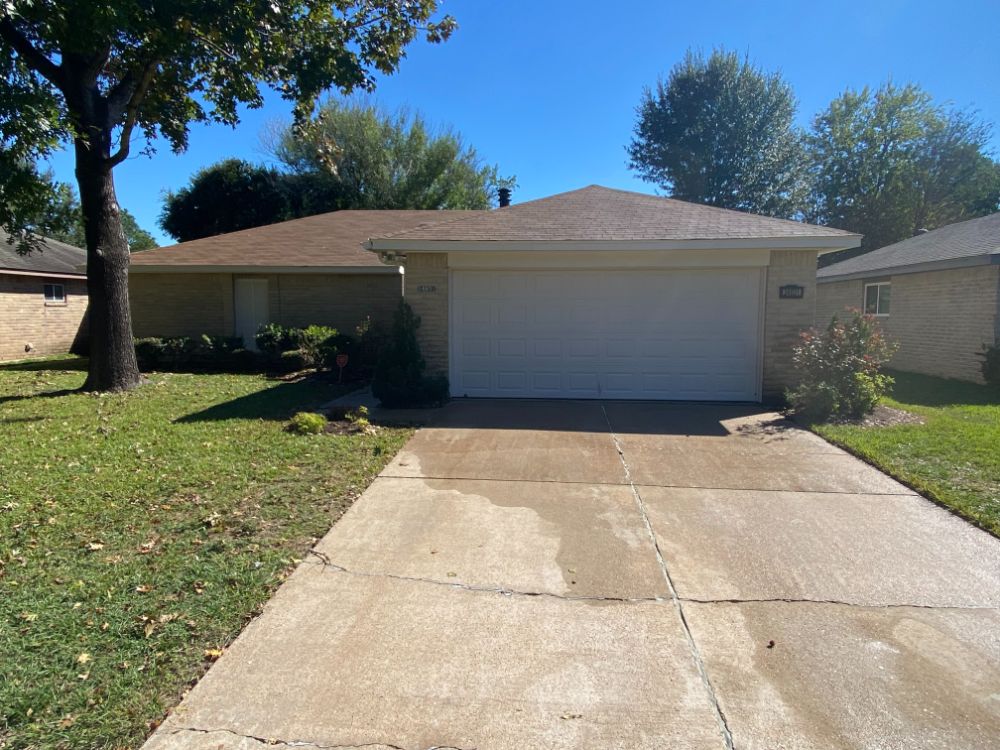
left=75, top=134, right=142, bottom=392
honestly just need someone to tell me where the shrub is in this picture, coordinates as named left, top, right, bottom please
left=979, top=343, right=1000, bottom=388
left=786, top=309, right=897, bottom=422
left=352, top=316, right=388, bottom=379
left=371, top=301, right=449, bottom=408
left=293, top=325, right=339, bottom=368
left=135, top=335, right=260, bottom=373
left=288, top=411, right=327, bottom=435
left=255, top=323, right=297, bottom=358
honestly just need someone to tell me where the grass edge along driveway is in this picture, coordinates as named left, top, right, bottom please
left=813, top=371, right=1000, bottom=537
left=0, top=358, right=411, bottom=750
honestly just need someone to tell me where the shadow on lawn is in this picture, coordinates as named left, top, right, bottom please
left=0, top=356, right=88, bottom=372
left=888, top=370, right=999, bottom=408
left=177, top=376, right=348, bottom=422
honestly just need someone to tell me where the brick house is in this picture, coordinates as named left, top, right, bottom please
left=129, top=210, right=475, bottom=345
left=1, top=235, right=88, bottom=361
left=367, top=186, right=860, bottom=402
left=817, top=212, right=1000, bottom=384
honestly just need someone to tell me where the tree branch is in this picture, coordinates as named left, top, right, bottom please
left=107, top=59, right=158, bottom=167
left=0, top=15, right=64, bottom=88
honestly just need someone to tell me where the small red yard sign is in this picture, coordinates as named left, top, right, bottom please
left=335, top=353, right=349, bottom=383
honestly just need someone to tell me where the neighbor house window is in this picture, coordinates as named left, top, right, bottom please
left=864, top=282, right=890, bottom=316
left=43, top=283, right=66, bottom=304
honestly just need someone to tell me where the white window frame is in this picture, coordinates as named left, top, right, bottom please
left=863, top=281, right=890, bottom=317
left=43, top=283, right=66, bottom=305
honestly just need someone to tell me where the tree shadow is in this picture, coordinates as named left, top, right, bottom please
left=0, top=356, right=88, bottom=372
left=888, top=370, right=999, bottom=408
left=177, top=376, right=345, bottom=423
left=0, top=388, right=80, bottom=406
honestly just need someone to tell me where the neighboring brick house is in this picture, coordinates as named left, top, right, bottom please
left=129, top=210, right=477, bottom=345
left=817, top=212, right=1000, bottom=384
left=1, top=234, right=88, bottom=361
left=368, top=186, right=861, bottom=402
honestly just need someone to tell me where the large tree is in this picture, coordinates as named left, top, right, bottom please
left=33, top=177, right=158, bottom=250
left=627, top=49, right=808, bottom=218
left=0, top=2, right=455, bottom=391
left=808, top=82, right=1000, bottom=259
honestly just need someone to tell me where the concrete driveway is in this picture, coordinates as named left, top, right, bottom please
left=146, top=400, right=1000, bottom=750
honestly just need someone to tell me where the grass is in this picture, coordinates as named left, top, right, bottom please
left=814, top=371, right=1000, bottom=536
left=0, top=358, right=411, bottom=750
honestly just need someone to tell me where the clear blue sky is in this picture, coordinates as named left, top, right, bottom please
left=42, top=0, right=1000, bottom=245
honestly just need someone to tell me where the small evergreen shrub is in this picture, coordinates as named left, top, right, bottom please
left=288, top=411, right=327, bottom=435
left=979, top=343, right=1000, bottom=388
left=786, top=310, right=897, bottom=422
left=255, top=323, right=296, bottom=358
left=372, top=301, right=449, bottom=408
left=293, top=325, right=339, bottom=368
left=135, top=335, right=258, bottom=373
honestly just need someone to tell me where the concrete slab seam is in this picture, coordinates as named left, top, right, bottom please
left=678, top=596, right=999, bottom=611
left=167, top=726, right=474, bottom=750
left=303, top=550, right=668, bottom=604
left=374, top=473, right=920, bottom=498
left=599, top=402, right=735, bottom=750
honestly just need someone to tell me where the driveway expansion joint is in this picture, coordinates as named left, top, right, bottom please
left=600, top=402, right=735, bottom=750
left=304, top=550, right=666, bottom=604
left=679, top=596, right=999, bottom=611
left=170, top=727, right=474, bottom=750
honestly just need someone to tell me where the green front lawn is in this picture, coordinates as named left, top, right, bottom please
left=0, top=359, right=411, bottom=750
left=814, top=371, right=1000, bottom=536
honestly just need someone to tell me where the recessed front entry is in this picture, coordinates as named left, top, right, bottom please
left=234, top=278, right=269, bottom=350
left=450, top=269, right=763, bottom=401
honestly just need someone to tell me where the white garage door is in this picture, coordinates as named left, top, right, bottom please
left=450, top=269, right=763, bottom=401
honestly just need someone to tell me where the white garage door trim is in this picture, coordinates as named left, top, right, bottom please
left=449, top=267, right=765, bottom=402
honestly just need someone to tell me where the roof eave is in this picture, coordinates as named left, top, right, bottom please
left=818, top=253, right=1000, bottom=283
left=129, top=264, right=402, bottom=275
left=0, top=267, right=87, bottom=279
left=365, top=236, right=862, bottom=253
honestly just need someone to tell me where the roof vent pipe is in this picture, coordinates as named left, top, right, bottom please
left=497, top=187, right=511, bottom=208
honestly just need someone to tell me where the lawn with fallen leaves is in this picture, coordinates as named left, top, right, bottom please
left=0, top=358, right=410, bottom=749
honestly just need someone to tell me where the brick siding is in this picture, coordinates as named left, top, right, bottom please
left=130, top=271, right=402, bottom=341
left=0, top=274, right=88, bottom=360
left=762, top=250, right=818, bottom=399
left=816, top=265, right=1000, bottom=383
left=401, top=253, right=449, bottom=374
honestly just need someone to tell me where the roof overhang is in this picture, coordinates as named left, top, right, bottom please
left=129, top=264, right=402, bottom=275
left=366, top=235, right=862, bottom=254
left=818, top=253, right=1000, bottom=283
left=0, top=267, right=86, bottom=280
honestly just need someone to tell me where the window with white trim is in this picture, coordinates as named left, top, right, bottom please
left=864, top=282, right=890, bottom=316
left=43, top=283, right=66, bottom=304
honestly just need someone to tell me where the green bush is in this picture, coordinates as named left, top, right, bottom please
left=287, top=411, right=327, bottom=435
left=786, top=310, right=897, bottom=422
left=255, top=323, right=297, bottom=358
left=135, top=335, right=260, bottom=373
left=372, top=301, right=449, bottom=408
left=352, top=316, right=388, bottom=379
left=293, top=324, right=340, bottom=368
left=979, top=343, right=1000, bottom=388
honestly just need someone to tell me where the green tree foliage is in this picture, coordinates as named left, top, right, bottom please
left=807, top=82, right=1000, bottom=255
left=160, top=101, right=513, bottom=241
left=0, top=1, right=455, bottom=391
left=32, top=178, right=157, bottom=250
left=628, top=49, right=807, bottom=218
left=276, top=100, right=509, bottom=210
left=160, top=159, right=290, bottom=242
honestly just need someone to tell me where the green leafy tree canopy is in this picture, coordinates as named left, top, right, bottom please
left=808, top=81, right=1000, bottom=255
left=0, top=1, right=455, bottom=391
left=628, top=48, right=808, bottom=218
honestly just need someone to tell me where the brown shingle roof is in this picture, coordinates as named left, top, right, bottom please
left=130, top=210, right=481, bottom=269
left=1, top=233, right=86, bottom=276
left=373, top=185, right=858, bottom=243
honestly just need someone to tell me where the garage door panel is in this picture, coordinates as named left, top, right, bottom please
left=451, top=269, right=761, bottom=401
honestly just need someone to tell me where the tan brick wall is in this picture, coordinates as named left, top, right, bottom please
left=401, top=253, right=449, bottom=374
left=130, top=271, right=402, bottom=341
left=130, top=273, right=233, bottom=338
left=267, top=273, right=401, bottom=334
left=0, top=274, right=88, bottom=360
left=817, top=266, right=999, bottom=383
left=762, top=249, right=819, bottom=399
left=815, top=278, right=865, bottom=326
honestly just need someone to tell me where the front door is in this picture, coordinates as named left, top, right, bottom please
left=234, top=278, right=269, bottom=350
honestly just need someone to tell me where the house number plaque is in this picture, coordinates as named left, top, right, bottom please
left=779, top=284, right=805, bottom=299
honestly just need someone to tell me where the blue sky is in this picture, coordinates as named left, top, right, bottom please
left=43, top=0, right=1000, bottom=245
